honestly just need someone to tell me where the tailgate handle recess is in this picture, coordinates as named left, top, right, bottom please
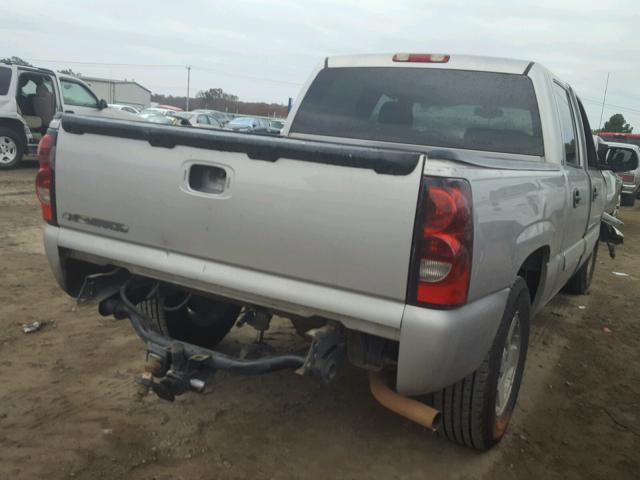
left=188, top=165, right=228, bottom=195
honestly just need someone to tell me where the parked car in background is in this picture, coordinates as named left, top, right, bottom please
left=145, top=114, right=182, bottom=126
left=0, top=62, right=134, bottom=169
left=268, top=119, right=285, bottom=135
left=598, top=132, right=640, bottom=148
left=225, top=116, right=269, bottom=133
left=109, top=103, right=141, bottom=115
left=605, top=141, right=640, bottom=207
left=156, top=104, right=183, bottom=112
left=140, top=107, right=176, bottom=119
left=191, top=109, right=231, bottom=126
left=174, top=112, right=224, bottom=129
left=39, top=53, right=639, bottom=451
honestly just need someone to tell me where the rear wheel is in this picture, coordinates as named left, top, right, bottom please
left=138, top=294, right=240, bottom=348
left=564, top=242, right=598, bottom=294
left=0, top=128, right=24, bottom=169
left=428, top=277, right=530, bottom=450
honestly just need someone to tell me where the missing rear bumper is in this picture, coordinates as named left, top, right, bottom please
left=99, top=278, right=348, bottom=401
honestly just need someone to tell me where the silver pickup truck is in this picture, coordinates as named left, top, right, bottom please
left=39, top=54, right=638, bottom=450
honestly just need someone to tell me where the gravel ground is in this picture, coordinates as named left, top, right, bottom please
left=1, top=164, right=639, bottom=479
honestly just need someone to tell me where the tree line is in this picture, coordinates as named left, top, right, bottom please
left=598, top=113, right=633, bottom=133
left=152, top=88, right=288, bottom=118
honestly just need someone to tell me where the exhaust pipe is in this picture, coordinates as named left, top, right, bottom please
left=368, top=371, right=441, bottom=431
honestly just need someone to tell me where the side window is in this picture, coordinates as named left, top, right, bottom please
left=60, top=80, right=98, bottom=108
left=197, top=114, right=210, bottom=125
left=16, top=73, right=58, bottom=115
left=576, top=98, right=598, bottom=169
left=553, top=83, right=578, bottom=166
left=0, top=66, right=11, bottom=95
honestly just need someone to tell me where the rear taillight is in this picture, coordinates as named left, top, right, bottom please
left=392, top=53, right=450, bottom=63
left=620, top=174, right=635, bottom=183
left=409, top=177, right=473, bottom=308
left=35, top=131, right=57, bottom=225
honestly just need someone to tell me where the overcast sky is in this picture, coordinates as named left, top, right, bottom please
left=2, top=0, right=639, bottom=128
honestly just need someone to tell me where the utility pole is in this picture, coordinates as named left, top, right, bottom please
left=598, top=72, right=610, bottom=130
left=186, top=65, right=191, bottom=111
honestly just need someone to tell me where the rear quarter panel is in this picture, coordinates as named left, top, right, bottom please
left=424, top=159, right=566, bottom=307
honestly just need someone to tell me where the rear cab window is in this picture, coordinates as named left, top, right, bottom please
left=0, top=66, right=12, bottom=95
left=290, top=67, right=544, bottom=157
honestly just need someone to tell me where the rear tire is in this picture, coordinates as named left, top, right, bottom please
left=564, top=242, right=598, bottom=295
left=428, top=277, right=530, bottom=450
left=138, top=295, right=240, bottom=349
left=0, top=128, right=24, bottom=169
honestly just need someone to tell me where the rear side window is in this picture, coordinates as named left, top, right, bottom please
left=0, top=66, right=11, bottom=95
left=291, top=67, right=544, bottom=156
left=576, top=98, right=598, bottom=168
left=553, top=83, right=578, bottom=165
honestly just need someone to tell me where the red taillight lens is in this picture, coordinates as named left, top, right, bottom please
left=35, top=132, right=57, bottom=225
left=620, top=174, right=634, bottom=183
left=423, top=187, right=456, bottom=234
left=410, top=177, right=472, bottom=308
left=393, top=53, right=450, bottom=63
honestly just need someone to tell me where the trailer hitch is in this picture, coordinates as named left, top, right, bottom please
left=296, top=323, right=346, bottom=384
left=101, top=277, right=348, bottom=401
left=137, top=343, right=213, bottom=401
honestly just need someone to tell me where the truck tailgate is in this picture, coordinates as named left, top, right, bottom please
left=55, top=116, right=423, bottom=307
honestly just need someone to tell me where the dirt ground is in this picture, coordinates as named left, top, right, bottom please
left=1, top=163, right=639, bottom=480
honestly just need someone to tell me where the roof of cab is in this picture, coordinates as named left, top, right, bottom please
left=326, top=54, right=532, bottom=75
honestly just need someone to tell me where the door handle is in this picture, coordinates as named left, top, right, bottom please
left=572, top=188, right=582, bottom=207
left=188, top=164, right=228, bottom=194
left=592, top=186, right=599, bottom=201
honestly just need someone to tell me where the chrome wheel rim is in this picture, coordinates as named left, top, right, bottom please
left=0, top=136, right=18, bottom=165
left=496, top=312, right=522, bottom=417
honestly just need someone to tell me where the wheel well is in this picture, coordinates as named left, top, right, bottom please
left=0, top=118, right=27, bottom=145
left=517, top=247, right=549, bottom=304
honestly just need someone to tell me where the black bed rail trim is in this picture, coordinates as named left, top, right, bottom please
left=60, top=114, right=420, bottom=176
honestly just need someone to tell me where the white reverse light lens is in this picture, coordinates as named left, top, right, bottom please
left=420, top=259, right=452, bottom=283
